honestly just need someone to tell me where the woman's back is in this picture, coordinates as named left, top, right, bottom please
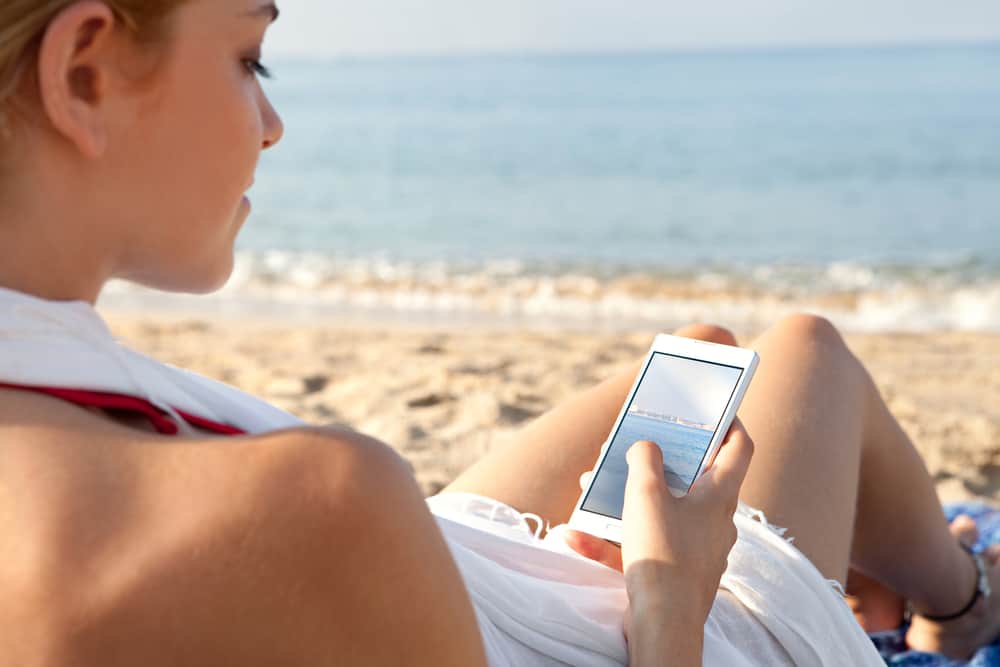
left=0, top=386, right=493, bottom=666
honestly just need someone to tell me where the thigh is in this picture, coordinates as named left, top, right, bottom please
left=442, top=325, right=736, bottom=527
left=736, top=315, right=867, bottom=585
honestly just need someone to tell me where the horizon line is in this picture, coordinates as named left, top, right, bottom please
left=269, top=36, right=1000, bottom=63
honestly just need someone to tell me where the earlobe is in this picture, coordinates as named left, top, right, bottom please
left=36, top=2, right=117, bottom=159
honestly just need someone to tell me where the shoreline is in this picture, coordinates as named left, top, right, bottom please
left=104, top=311, right=1000, bottom=506
left=96, top=253, right=1000, bottom=335
left=97, top=286, right=1000, bottom=335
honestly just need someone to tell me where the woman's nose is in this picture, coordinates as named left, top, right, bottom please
left=260, top=94, right=284, bottom=150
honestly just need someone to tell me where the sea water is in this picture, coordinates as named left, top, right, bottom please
left=104, top=44, right=1000, bottom=331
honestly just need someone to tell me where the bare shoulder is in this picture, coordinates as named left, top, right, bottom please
left=0, top=390, right=485, bottom=666
left=0, top=390, right=323, bottom=662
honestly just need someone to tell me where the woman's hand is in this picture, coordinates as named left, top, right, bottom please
left=565, top=421, right=754, bottom=667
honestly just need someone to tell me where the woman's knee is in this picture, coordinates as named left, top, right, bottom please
left=767, top=313, right=846, bottom=350
left=673, top=322, right=738, bottom=347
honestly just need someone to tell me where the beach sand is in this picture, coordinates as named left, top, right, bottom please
left=105, top=314, right=1000, bottom=506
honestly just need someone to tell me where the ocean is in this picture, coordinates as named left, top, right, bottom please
left=105, top=44, right=1000, bottom=331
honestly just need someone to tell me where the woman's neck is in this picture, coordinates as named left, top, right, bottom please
left=0, top=133, right=119, bottom=304
left=0, top=199, right=109, bottom=305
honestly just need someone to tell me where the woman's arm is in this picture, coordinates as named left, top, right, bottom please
left=0, top=390, right=487, bottom=666
left=627, top=594, right=705, bottom=667
left=567, top=423, right=754, bottom=667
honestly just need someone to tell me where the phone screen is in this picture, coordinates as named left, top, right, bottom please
left=581, top=351, right=746, bottom=519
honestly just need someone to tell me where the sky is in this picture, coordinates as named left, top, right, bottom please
left=266, top=0, right=1000, bottom=59
left=629, top=354, right=742, bottom=427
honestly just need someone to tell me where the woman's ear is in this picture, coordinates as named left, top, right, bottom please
left=36, top=1, right=119, bottom=159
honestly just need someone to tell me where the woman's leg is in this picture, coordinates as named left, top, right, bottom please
left=732, top=315, right=1000, bottom=658
left=734, top=314, right=961, bottom=589
left=845, top=569, right=906, bottom=632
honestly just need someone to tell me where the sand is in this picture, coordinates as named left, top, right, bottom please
left=105, top=313, right=1000, bottom=505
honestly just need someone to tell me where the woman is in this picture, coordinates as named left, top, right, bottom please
left=0, top=1, right=996, bottom=665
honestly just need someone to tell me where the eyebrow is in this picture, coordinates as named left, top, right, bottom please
left=245, top=2, right=280, bottom=23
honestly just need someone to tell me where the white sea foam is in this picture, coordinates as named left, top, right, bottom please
left=99, top=252, right=1000, bottom=333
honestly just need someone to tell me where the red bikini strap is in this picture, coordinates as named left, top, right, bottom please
left=0, top=383, right=246, bottom=436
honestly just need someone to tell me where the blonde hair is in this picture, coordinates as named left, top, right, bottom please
left=0, top=0, right=188, bottom=139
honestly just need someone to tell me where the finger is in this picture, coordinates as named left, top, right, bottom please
left=623, top=440, right=671, bottom=531
left=692, top=421, right=754, bottom=500
left=703, top=420, right=745, bottom=471
left=563, top=529, right=624, bottom=571
left=579, top=470, right=593, bottom=491
left=625, top=441, right=669, bottom=496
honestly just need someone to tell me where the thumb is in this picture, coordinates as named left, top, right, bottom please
left=623, top=441, right=672, bottom=527
left=625, top=440, right=670, bottom=496
left=621, top=441, right=673, bottom=574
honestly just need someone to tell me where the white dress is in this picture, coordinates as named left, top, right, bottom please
left=0, top=287, right=885, bottom=666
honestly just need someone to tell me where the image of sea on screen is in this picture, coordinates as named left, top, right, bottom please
left=582, top=352, right=745, bottom=519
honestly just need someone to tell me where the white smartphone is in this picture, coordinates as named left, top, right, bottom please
left=569, top=334, right=758, bottom=544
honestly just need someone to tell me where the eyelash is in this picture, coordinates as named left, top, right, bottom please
left=244, top=59, right=273, bottom=80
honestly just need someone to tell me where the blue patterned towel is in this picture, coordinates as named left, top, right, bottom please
left=868, top=502, right=1000, bottom=666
